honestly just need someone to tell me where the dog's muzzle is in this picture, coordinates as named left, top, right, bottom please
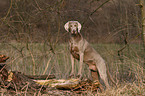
left=71, top=29, right=78, bottom=34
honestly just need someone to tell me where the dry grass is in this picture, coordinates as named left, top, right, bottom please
left=0, top=43, right=144, bottom=95
left=97, top=82, right=145, bottom=96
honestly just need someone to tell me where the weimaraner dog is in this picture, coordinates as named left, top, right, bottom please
left=64, top=21, right=115, bottom=90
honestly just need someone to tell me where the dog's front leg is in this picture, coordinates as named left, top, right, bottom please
left=77, top=52, right=84, bottom=79
left=70, top=54, right=75, bottom=77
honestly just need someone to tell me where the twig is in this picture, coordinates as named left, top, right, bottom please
left=24, top=82, right=29, bottom=96
left=118, top=45, right=128, bottom=57
left=33, top=0, right=42, bottom=11
left=90, top=0, right=110, bottom=16
left=0, top=65, right=6, bottom=72
left=83, top=0, right=110, bottom=25
left=12, top=81, right=18, bottom=94
left=7, top=43, right=24, bottom=57
left=1, top=0, right=13, bottom=21
left=37, top=55, right=55, bottom=96
left=26, top=44, right=36, bottom=75
left=42, top=56, right=52, bottom=75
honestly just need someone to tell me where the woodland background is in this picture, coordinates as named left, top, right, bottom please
left=0, top=0, right=144, bottom=95
left=0, top=0, right=142, bottom=43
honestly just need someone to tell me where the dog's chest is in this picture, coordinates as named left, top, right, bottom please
left=70, top=42, right=80, bottom=60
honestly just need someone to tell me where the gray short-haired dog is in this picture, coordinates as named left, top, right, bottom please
left=64, top=21, right=115, bottom=90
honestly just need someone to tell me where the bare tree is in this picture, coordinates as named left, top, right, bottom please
left=140, top=0, right=145, bottom=45
left=139, top=0, right=145, bottom=65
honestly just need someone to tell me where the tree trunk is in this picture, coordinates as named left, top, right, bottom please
left=140, top=0, right=145, bottom=65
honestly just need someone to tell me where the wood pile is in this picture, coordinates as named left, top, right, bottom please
left=0, top=54, right=100, bottom=95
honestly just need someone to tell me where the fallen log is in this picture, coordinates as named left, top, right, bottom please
left=34, top=78, right=100, bottom=91
left=25, top=74, right=55, bottom=80
left=34, top=78, right=80, bottom=89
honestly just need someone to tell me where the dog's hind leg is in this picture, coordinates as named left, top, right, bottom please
left=88, top=64, right=99, bottom=80
left=88, top=64, right=104, bottom=92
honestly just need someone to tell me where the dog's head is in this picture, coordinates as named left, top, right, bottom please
left=64, top=21, right=82, bottom=35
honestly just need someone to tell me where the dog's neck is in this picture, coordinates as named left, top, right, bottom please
left=70, top=32, right=82, bottom=42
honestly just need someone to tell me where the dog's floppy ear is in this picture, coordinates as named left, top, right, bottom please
left=76, top=21, right=82, bottom=32
left=64, top=21, right=69, bottom=32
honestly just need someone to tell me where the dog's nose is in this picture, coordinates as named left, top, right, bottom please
left=71, top=30, right=77, bottom=34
